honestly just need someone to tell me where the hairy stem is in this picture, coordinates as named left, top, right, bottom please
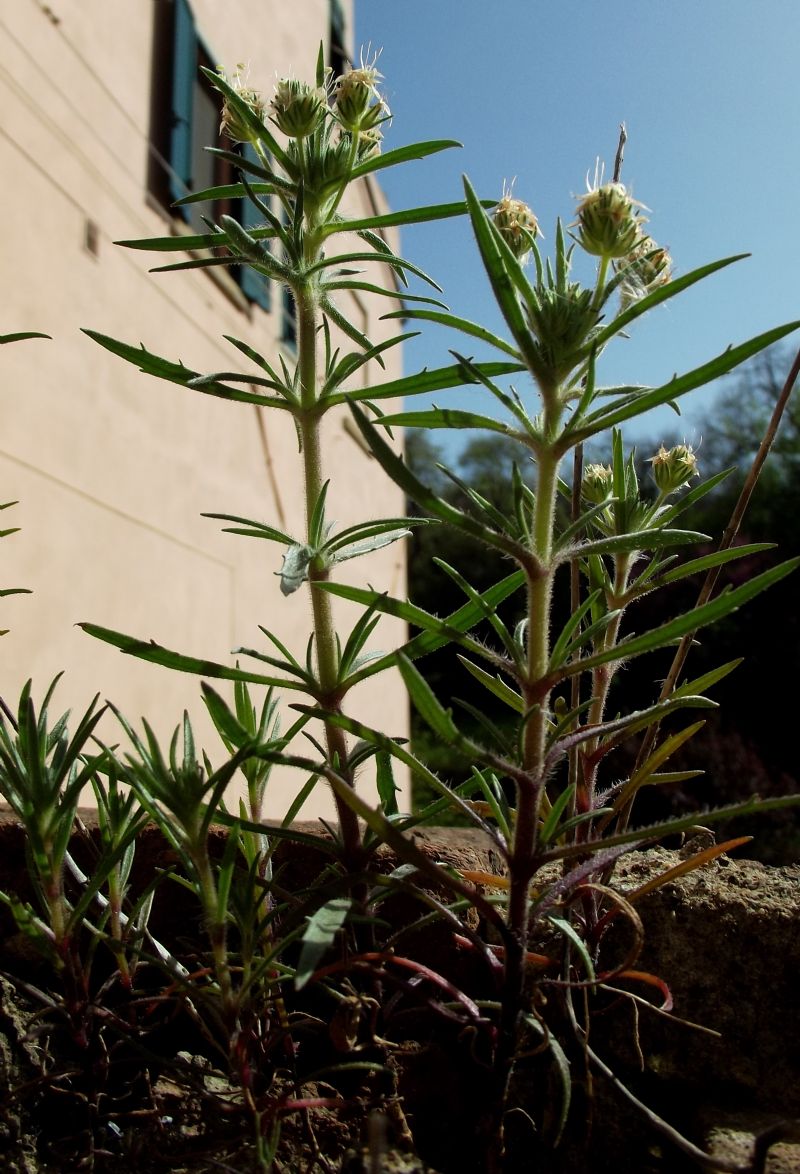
left=295, top=272, right=363, bottom=866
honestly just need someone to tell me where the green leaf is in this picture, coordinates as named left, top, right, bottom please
left=566, top=528, right=709, bottom=561
left=329, top=358, right=525, bottom=407
left=82, top=330, right=289, bottom=411
left=539, top=784, right=576, bottom=845
left=671, top=658, right=742, bottom=698
left=324, top=517, right=428, bottom=556
left=174, top=180, right=289, bottom=205
left=79, top=623, right=308, bottom=691
left=348, top=140, right=462, bottom=183
left=376, top=751, right=399, bottom=818
left=656, top=468, right=735, bottom=524
left=295, top=896, right=353, bottom=990
left=321, top=332, right=415, bottom=398
left=188, top=370, right=289, bottom=398
left=548, top=590, right=603, bottom=672
left=548, top=914, right=596, bottom=982
left=434, top=557, right=519, bottom=659
left=202, top=512, right=296, bottom=545
left=397, top=654, right=463, bottom=745
left=280, top=544, right=315, bottom=596
left=202, top=66, right=290, bottom=168
left=457, top=657, right=524, bottom=714
left=380, top=308, right=522, bottom=360
left=318, top=582, right=494, bottom=665
left=117, top=226, right=269, bottom=252
left=346, top=404, right=526, bottom=562
left=308, top=251, right=442, bottom=292
left=323, top=199, right=489, bottom=237
left=462, top=176, right=530, bottom=353
left=574, top=321, right=800, bottom=440
left=329, top=529, right=411, bottom=565
left=322, top=280, right=447, bottom=310
left=376, top=406, right=521, bottom=435
left=587, top=256, right=748, bottom=353
left=343, top=570, right=526, bottom=687
left=653, top=544, right=774, bottom=586
left=0, top=332, right=50, bottom=343
left=288, top=705, right=495, bottom=837
left=558, top=557, right=800, bottom=679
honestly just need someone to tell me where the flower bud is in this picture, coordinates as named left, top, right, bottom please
left=334, top=55, right=389, bottom=132
left=582, top=463, right=613, bottom=504
left=219, top=68, right=266, bottom=144
left=298, top=134, right=353, bottom=194
left=348, top=126, right=383, bottom=161
left=617, top=237, right=672, bottom=308
left=649, top=443, right=698, bottom=494
left=575, top=181, right=645, bottom=259
left=493, top=194, right=540, bottom=260
left=526, top=282, right=599, bottom=386
left=271, top=78, right=327, bottom=139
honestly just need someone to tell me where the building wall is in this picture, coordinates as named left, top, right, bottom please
left=0, top=0, right=409, bottom=816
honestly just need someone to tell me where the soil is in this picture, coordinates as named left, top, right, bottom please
left=0, top=817, right=798, bottom=1172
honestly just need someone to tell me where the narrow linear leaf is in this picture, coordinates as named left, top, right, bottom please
left=323, top=199, right=488, bottom=236
left=380, top=308, right=521, bottom=360
left=624, top=837, right=752, bottom=903
left=462, top=176, right=529, bottom=350
left=82, top=330, right=288, bottom=410
left=548, top=915, right=596, bottom=982
left=458, top=657, right=524, bottom=714
left=558, top=558, right=800, bottom=678
left=344, top=570, right=525, bottom=687
left=295, top=897, right=353, bottom=990
left=575, top=321, right=800, bottom=439
left=0, top=332, right=51, bottom=343
left=348, top=139, right=462, bottom=183
left=78, top=623, right=307, bottom=691
left=671, top=658, right=742, bottom=698
left=655, top=544, right=774, bottom=586
left=377, top=407, right=520, bottom=435
left=565, top=528, right=709, bottom=562
left=202, top=512, right=296, bottom=545
left=542, top=795, right=800, bottom=863
left=329, top=359, right=525, bottom=407
left=588, top=255, right=748, bottom=352
left=397, top=655, right=462, bottom=744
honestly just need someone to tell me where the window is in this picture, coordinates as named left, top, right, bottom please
left=148, top=0, right=270, bottom=311
left=329, top=0, right=349, bottom=81
left=282, top=287, right=297, bottom=350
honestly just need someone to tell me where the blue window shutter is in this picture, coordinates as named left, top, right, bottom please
left=169, top=0, right=196, bottom=212
left=239, top=142, right=271, bottom=311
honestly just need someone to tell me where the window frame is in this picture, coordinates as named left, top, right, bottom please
left=149, top=0, right=270, bottom=312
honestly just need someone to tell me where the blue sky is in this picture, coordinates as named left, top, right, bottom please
left=355, top=1, right=800, bottom=460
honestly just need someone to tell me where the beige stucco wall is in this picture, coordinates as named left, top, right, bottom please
left=0, top=0, right=410, bottom=818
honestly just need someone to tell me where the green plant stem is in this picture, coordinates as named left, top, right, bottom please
left=295, top=274, right=363, bottom=866
left=195, top=848, right=235, bottom=1014
left=583, top=552, right=631, bottom=758
left=493, top=432, right=563, bottom=1166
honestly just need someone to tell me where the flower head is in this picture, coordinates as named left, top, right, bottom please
left=334, top=47, right=390, bottom=132
left=574, top=162, right=647, bottom=259
left=493, top=186, right=540, bottom=260
left=219, top=65, right=266, bottom=144
left=582, top=463, right=614, bottom=504
left=271, top=77, right=327, bottom=139
left=617, top=236, right=672, bottom=308
left=649, top=443, right=699, bottom=494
